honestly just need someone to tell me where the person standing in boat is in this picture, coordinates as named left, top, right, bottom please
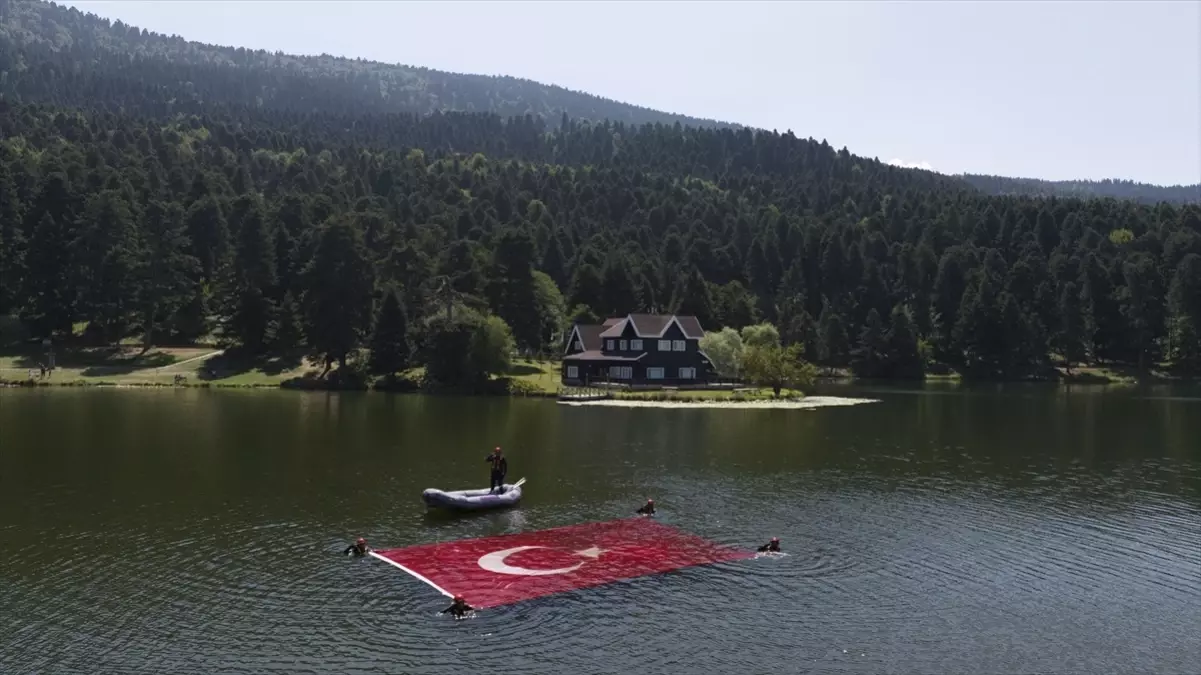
left=343, top=537, right=370, bottom=557
left=486, top=447, right=508, bottom=494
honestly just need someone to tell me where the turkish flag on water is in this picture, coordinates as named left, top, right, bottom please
left=372, top=518, right=752, bottom=609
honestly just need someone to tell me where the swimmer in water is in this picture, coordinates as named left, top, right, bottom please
left=343, top=537, right=370, bottom=557
left=636, top=498, right=655, bottom=516
left=441, top=595, right=475, bottom=618
left=757, top=537, right=780, bottom=553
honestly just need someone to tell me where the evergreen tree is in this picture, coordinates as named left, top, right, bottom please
left=671, top=267, right=715, bottom=328
left=137, top=200, right=200, bottom=350
left=0, top=166, right=25, bottom=316
left=368, top=288, right=410, bottom=376
left=817, top=302, right=850, bottom=366
left=185, top=196, right=230, bottom=282
left=222, top=201, right=277, bottom=353
left=73, top=190, right=142, bottom=341
left=272, top=290, right=304, bottom=352
left=885, top=304, right=924, bottom=379
left=600, top=254, right=641, bottom=316
left=568, top=263, right=605, bottom=316
left=851, top=308, right=887, bottom=378
left=1167, top=254, right=1201, bottom=370
left=1055, top=281, right=1086, bottom=373
left=302, top=215, right=375, bottom=370
left=1117, top=254, right=1165, bottom=372
left=20, top=213, right=75, bottom=338
left=487, top=227, right=541, bottom=350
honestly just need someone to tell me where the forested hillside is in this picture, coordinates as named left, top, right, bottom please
left=1, top=0, right=1199, bottom=385
left=961, top=174, right=1200, bottom=206
left=0, top=0, right=736, bottom=129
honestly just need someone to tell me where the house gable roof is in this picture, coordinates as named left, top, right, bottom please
left=599, top=314, right=704, bottom=340
left=564, top=323, right=607, bottom=354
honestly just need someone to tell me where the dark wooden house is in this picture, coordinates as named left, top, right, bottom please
left=560, top=314, right=715, bottom=386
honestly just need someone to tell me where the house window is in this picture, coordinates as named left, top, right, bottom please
left=606, top=339, right=615, bottom=351
left=658, top=340, right=671, bottom=351
left=647, top=367, right=665, bottom=380
left=619, top=339, right=628, bottom=351
left=679, top=367, right=696, bottom=380
left=631, top=339, right=643, bottom=351
left=573, top=340, right=582, bottom=351
left=566, top=366, right=579, bottom=379
left=609, top=366, right=633, bottom=379
left=672, top=340, right=686, bottom=352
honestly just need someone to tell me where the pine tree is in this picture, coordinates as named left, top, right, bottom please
left=1055, top=282, right=1086, bottom=373
left=671, top=267, right=715, bottom=328
left=302, top=215, right=375, bottom=370
left=185, top=196, right=230, bottom=283
left=20, top=213, right=75, bottom=338
left=73, top=190, right=142, bottom=341
left=600, top=254, right=641, bottom=316
left=817, top=302, right=850, bottom=366
left=0, top=166, right=25, bottom=316
left=137, top=200, right=200, bottom=350
left=885, top=304, right=924, bottom=379
left=272, top=291, right=304, bottom=352
left=568, top=263, right=605, bottom=316
left=487, top=227, right=541, bottom=350
left=368, top=288, right=410, bottom=376
left=851, top=308, right=887, bottom=378
left=1167, top=254, right=1201, bottom=370
left=223, top=201, right=277, bottom=353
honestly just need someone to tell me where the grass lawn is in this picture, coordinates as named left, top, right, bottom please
left=504, top=358, right=563, bottom=394
left=0, top=345, right=315, bottom=387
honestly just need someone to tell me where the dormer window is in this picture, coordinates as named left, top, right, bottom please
left=630, top=339, right=643, bottom=351
left=573, top=340, right=582, bottom=351
left=657, top=339, right=671, bottom=351
left=619, top=339, right=628, bottom=351
left=605, top=339, right=615, bottom=351
left=672, top=340, right=686, bottom=351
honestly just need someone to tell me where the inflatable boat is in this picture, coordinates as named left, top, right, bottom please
left=422, top=478, right=525, bottom=512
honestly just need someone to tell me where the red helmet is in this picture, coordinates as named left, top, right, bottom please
left=356, top=537, right=367, bottom=545
left=771, top=537, right=779, bottom=543
left=454, top=595, right=465, bottom=602
left=494, top=447, right=502, bottom=453
left=647, top=498, right=654, bottom=503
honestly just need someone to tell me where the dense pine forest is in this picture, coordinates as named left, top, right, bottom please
left=959, top=175, right=1199, bottom=207
left=1, top=0, right=1199, bottom=386
left=0, top=0, right=739, bottom=129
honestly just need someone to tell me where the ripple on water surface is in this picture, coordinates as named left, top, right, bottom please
left=2, top=389, right=1200, bottom=674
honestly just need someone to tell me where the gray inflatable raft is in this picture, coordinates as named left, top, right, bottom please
left=422, top=478, right=525, bottom=511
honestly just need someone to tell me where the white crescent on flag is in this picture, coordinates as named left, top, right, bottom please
left=477, top=545, right=606, bottom=576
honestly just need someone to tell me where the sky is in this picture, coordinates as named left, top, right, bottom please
left=61, top=0, right=1201, bottom=186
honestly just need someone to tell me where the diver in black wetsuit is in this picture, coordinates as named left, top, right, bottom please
left=441, top=596, right=475, bottom=618
left=757, top=537, right=780, bottom=553
left=487, top=447, right=508, bottom=493
left=636, top=499, right=655, bottom=516
left=343, top=537, right=370, bottom=557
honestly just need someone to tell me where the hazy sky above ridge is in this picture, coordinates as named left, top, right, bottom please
left=61, top=0, right=1201, bottom=186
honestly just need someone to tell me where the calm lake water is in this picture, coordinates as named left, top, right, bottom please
left=1, top=383, right=1199, bottom=674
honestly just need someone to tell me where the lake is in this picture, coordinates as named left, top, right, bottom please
left=1, top=384, right=1199, bottom=674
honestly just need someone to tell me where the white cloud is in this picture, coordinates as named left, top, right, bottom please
left=886, top=158, right=936, bottom=172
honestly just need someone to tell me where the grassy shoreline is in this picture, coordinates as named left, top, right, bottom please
left=2, top=346, right=1196, bottom=395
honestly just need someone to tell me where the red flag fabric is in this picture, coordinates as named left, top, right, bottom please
left=371, top=518, right=752, bottom=609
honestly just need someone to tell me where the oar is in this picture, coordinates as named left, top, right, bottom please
left=512, top=477, right=527, bottom=489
